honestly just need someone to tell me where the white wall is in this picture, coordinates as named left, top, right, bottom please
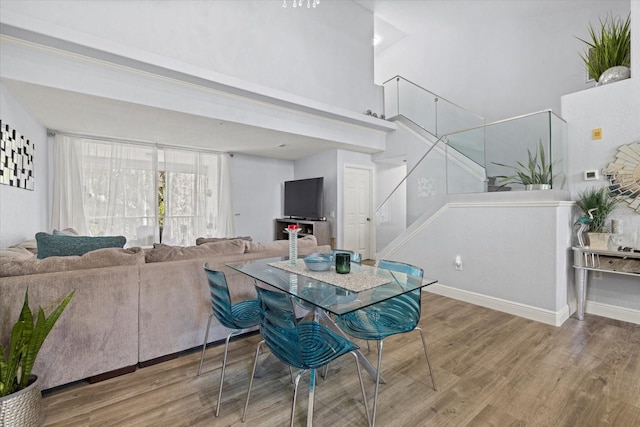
left=0, top=82, right=49, bottom=247
left=375, top=1, right=630, bottom=122
left=386, top=193, right=574, bottom=325
left=230, top=154, right=293, bottom=243
left=1, top=0, right=379, bottom=114
left=561, top=0, right=640, bottom=316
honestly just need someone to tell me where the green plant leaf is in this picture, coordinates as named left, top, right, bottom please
left=0, top=290, right=74, bottom=396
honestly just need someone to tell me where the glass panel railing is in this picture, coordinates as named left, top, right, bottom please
left=375, top=109, right=568, bottom=251
left=382, top=76, right=484, bottom=138
left=374, top=136, right=448, bottom=250
left=446, top=110, right=568, bottom=193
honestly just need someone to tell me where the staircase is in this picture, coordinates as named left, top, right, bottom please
left=375, top=75, right=568, bottom=254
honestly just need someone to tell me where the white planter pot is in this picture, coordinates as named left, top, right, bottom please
left=0, top=376, right=43, bottom=427
left=587, top=232, right=611, bottom=250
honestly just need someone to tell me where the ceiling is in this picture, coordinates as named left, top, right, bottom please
left=2, top=78, right=350, bottom=160
left=5, top=1, right=618, bottom=160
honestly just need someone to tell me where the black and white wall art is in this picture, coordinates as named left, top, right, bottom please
left=0, top=120, right=35, bottom=190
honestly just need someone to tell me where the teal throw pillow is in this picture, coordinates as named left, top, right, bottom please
left=36, top=232, right=126, bottom=259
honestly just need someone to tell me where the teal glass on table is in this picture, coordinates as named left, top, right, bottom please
left=198, top=264, right=261, bottom=417
left=335, top=252, right=351, bottom=274
left=243, top=286, right=371, bottom=427
left=331, top=249, right=361, bottom=264
left=335, top=259, right=438, bottom=427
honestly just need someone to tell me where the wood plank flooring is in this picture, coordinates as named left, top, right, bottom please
left=41, top=294, right=640, bottom=426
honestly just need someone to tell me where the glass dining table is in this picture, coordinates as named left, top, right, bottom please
left=226, top=256, right=438, bottom=381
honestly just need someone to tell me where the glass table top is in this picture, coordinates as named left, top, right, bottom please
left=226, top=256, right=438, bottom=316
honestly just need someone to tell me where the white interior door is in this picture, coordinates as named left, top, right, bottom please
left=343, top=166, right=373, bottom=260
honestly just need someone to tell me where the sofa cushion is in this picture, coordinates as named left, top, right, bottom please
left=195, top=236, right=252, bottom=245
left=36, top=232, right=126, bottom=259
left=0, top=247, right=36, bottom=260
left=53, top=228, right=80, bottom=236
left=10, top=239, right=38, bottom=255
left=145, top=239, right=246, bottom=263
left=245, top=235, right=318, bottom=253
left=0, top=247, right=145, bottom=277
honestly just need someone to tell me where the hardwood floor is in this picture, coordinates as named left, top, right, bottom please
left=41, top=294, right=640, bottom=426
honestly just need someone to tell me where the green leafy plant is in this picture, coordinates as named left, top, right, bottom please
left=0, top=290, right=73, bottom=397
left=577, top=13, right=631, bottom=82
left=575, top=187, right=618, bottom=233
left=493, top=140, right=556, bottom=187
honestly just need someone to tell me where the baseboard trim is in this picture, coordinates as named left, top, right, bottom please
left=424, top=283, right=570, bottom=326
left=585, top=301, right=640, bottom=325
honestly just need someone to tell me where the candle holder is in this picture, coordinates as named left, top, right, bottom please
left=335, top=253, right=351, bottom=274
left=287, top=224, right=300, bottom=266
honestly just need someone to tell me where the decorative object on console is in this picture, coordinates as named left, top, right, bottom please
left=577, top=13, right=631, bottom=85
left=0, top=120, right=35, bottom=190
left=575, top=186, right=618, bottom=250
left=0, top=290, right=73, bottom=427
left=604, top=141, right=640, bottom=213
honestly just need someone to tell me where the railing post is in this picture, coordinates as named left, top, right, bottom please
left=396, top=77, right=400, bottom=118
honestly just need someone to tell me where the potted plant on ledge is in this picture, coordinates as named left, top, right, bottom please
left=575, top=186, right=618, bottom=250
left=0, top=290, right=73, bottom=427
left=577, top=13, right=631, bottom=86
left=493, top=140, right=557, bottom=190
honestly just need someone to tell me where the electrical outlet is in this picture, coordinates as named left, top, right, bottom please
left=454, top=255, right=462, bottom=271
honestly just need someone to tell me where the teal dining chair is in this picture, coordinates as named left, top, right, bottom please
left=198, top=263, right=261, bottom=417
left=335, top=259, right=437, bottom=427
left=243, top=285, right=371, bottom=427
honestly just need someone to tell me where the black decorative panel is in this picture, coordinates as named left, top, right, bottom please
left=0, top=120, right=35, bottom=191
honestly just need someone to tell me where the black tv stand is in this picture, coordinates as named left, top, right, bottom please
left=275, top=218, right=331, bottom=246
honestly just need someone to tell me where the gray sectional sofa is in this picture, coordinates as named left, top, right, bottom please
left=0, top=236, right=329, bottom=390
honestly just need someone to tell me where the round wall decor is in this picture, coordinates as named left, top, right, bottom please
left=604, top=141, right=640, bottom=213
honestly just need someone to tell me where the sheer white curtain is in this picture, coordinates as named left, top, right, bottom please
left=52, top=135, right=158, bottom=244
left=51, top=134, right=89, bottom=235
left=160, top=149, right=234, bottom=245
left=52, top=134, right=233, bottom=245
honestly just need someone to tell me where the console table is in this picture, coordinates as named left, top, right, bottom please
left=572, top=246, right=640, bottom=320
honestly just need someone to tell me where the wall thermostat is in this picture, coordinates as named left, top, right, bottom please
left=584, top=170, right=600, bottom=181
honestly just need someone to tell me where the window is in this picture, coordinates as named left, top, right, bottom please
left=52, top=134, right=234, bottom=246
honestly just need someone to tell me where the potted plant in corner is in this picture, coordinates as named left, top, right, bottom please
left=575, top=186, right=618, bottom=250
left=577, top=13, right=631, bottom=86
left=493, top=140, right=557, bottom=190
left=0, top=290, right=74, bottom=427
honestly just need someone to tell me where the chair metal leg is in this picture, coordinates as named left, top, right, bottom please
left=197, top=314, right=213, bottom=376
left=415, top=326, right=438, bottom=391
left=307, top=369, right=316, bottom=427
left=350, top=351, right=372, bottom=427
left=243, top=340, right=264, bottom=422
left=291, top=370, right=306, bottom=427
left=371, top=340, right=383, bottom=427
left=216, top=329, right=242, bottom=417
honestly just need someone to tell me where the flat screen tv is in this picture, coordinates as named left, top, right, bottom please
left=284, top=177, right=324, bottom=220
